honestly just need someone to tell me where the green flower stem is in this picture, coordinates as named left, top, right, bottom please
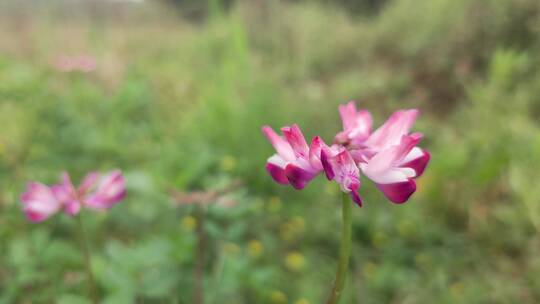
left=326, top=192, right=353, bottom=304
left=76, top=215, right=98, bottom=304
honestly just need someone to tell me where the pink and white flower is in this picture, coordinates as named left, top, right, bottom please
left=54, top=54, right=97, bottom=73
left=20, top=183, right=62, bottom=222
left=262, top=101, right=430, bottom=207
left=359, top=134, right=422, bottom=203
left=360, top=109, right=430, bottom=174
left=262, top=124, right=323, bottom=190
left=20, top=170, right=126, bottom=222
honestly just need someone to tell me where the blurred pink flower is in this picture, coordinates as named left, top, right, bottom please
left=20, top=170, right=126, bottom=222
left=262, top=101, right=430, bottom=206
left=54, top=54, right=97, bottom=73
left=20, top=183, right=62, bottom=222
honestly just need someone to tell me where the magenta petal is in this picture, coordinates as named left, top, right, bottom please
left=320, top=149, right=335, bottom=180
left=349, top=191, right=362, bottom=207
left=402, top=149, right=430, bottom=177
left=20, top=182, right=61, bottom=222
left=284, top=164, right=317, bottom=190
left=376, top=180, right=416, bottom=204
left=348, top=185, right=362, bottom=207
left=64, top=199, right=81, bottom=216
left=24, top=209, right=47, bottom=222
left=85, top=170, right=126, bottom=209
left=78, top=172, right=99, bottom=195
left=281, top=124, right=309, bottom=158
left=266, top=163, right=289, bottom=185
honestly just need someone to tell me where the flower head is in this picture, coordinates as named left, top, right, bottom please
left=335, top=101, right=373, bottom=147
left=54, top=54, right=97, bottom=73
left=262, top=101, right=430, bottom=206
left=20, top=170, right=126, bottom=222
left=262, top=124, right=323, bottom=189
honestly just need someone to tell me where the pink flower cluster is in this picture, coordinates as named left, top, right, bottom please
left=54, top=55, right=97, bottom=73
left=262, top=102, right=430, bottom=206
left=20, top=170, right=126, bottom=222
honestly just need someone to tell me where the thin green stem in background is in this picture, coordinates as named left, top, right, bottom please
left=326, top=192, right=353, bottom=304
left=76, top=215, right=98, bottom=304
left=193, top=205, right=206, bottom=304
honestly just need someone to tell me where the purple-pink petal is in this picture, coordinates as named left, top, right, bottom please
left=284, top=164, right=317, bottom=190
left=376, top=179, right=417, bottom=204
left=320, top=148, right=335, bottom=180
left=402, top=149, right=430, bottom=177
left=365, top=109, right=419, bottom=150
left=78, top=172, right=99, bottom=196
left=64, top=199, right=81, bottom=216
left=281, top=124, right=310, bottom=158
left=266, top=162, right=290, bottom=185
left=84, top=170, right=126, bottom=209
left=347, top=182, right=362, bottom=207
left=262, top=126, right=295, bottom=160
left=20, top=182, right=61, bottom=222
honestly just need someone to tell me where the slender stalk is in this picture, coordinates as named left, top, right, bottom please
left=326, top=192, right=353, bottom=304
left=193, top=205, right=206, bottom=304
left=76, top=215, right=98, bottom=304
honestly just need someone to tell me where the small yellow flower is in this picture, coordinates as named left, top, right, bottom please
left=285, top=251, right=305, bottom=271
left=267, top=196, right=282, bottom=212
left=220, top=155, right=236, bottom=172
left=290, top=216, right=305, bottom=232
left=270, top=290, right=287, bottom=304
left=396, top=220, right=414, bottom=237
left=181, top=216, right=197, bottom=232
left=450, top=282, right=464, bottom=297
left=280, top=217, right=306, bottom=241
left=372, top=231, right=388, bottom=249
left=362, top=262, right=378, bottom=280
left=248, top=240, right=263, bottom=258
left=295, top=299, right=309, bottom=304
left=223, top=242, right=240, bottom=255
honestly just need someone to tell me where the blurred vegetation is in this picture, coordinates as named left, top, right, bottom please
left=1, top=0, right=540, bottom=303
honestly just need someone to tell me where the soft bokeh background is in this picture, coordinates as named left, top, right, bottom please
left=1, top=0, right=540, bottom=303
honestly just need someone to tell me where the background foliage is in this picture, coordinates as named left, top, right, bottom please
left=1, top=0, right=540, bottom=303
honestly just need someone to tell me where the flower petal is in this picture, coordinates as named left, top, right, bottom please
left=323, top=150, right=362, bottom=202
left=347, top=181, right=362, bottom=206
left=85, top=170, right=126, bottom=209
left=64, top=199, right=81, bottom=216
left=281, top=124, right=309, bottom=158
left=321, top=147, right=335, bottom=180
left=20, top=183, right=61, bottom=222
left=376, top=179, right=417, bottom=204
left=266, top=155, right=289, bottom=185
left=400, top=147, right=431, bottom=177
left=78, top=172, right=99, bottom=195
left=262, top=126, right=295, bottom=160
left=284, top=163, right=318, bottom=190
left=339, top=102, right=358, bottom=131
left=363, top=135, right=419, bottom=177
left=365, top=109, right=419, bottom=150
left=336, top=102, right=373, bottom=145
left=60, top=172, right=77, bottom=198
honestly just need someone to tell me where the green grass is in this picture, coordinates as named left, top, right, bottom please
left=1, top=0, right=540, bottom=303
